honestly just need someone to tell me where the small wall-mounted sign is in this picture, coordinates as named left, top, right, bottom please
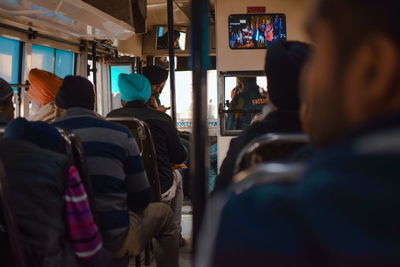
left=247, top=6, right=266, bottom=14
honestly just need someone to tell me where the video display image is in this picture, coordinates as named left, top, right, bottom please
left=156, top=26, right=187, bottom=50
left=229, top=14, right=287, bottom=49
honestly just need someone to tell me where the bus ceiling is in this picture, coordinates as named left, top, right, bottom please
left=0, top=0, right=135, bottom=41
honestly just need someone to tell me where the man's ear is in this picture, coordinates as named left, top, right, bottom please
left=343, top=35, right=399, bottom=124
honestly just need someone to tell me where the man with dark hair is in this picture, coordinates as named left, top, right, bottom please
left=216, top=40, right=311, bottom=192
left=198, top=0, right=400, bottom=266
left=143, top=65, right=170, bottom=112
left=0, top=78, right=15, bottom=126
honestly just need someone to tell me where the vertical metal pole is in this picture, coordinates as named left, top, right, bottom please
left=191, top=0, right=210, bottom=257
left=91, top=42, right=97, bottom=90
left=91, top=42, right=98, bottom=111
left=167, top=0, right=177, bottom=124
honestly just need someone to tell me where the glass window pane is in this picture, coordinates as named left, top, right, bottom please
left=224, top=75, right=268, bottom=131
left=110, top=65, right=132, bottom=109
left=55, top=49, right=74, bottom=78
left=0, top=36, right=21, bottom=89
left=32, top=44, right=55, bottom=73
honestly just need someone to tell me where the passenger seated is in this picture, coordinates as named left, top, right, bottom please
left=143, top=65, right=170, bottom=113
left=0, top=118, right=102, bottom=267
left=53, top=76, right=179, bottom=267
left=28, top=68, right=63, bottom=122
left=215, top=40, right=311, bottom=192
left=0, top=78, right=15, bottom=126
left=107, top=73, right=186, bottom=246
left=197, top=0, right=400, bottom=266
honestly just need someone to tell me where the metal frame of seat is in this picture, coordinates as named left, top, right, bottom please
left=234, top=133, right=310, bottom=175
left=0, top=158, right=27, bottom=267
left=0, top=127, right=5, bottom=139
left=106, top=117, right=162, bottom=202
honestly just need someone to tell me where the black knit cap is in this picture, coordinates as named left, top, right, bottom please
left=142, top=65, right=169, bottom=85
left=265, top=40, right=311, bottom=111
left=0, top=78, right=14, bottom=104
left=55, top=75, right=95, bottom=110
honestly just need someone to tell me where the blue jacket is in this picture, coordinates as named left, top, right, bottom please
left=199, top=114, right=400, bottom=267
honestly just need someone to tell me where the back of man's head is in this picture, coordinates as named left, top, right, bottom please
left=265, top=40, right=311, bottom=111
left=303, top=0, right=400, bottom=146
left=0, top=78, right=15, bottom=120
left=55, top=76, right=95, bottom=111
left=142, top=65, right=169, bottom=85
left=237, top=77, right=257, bottom=86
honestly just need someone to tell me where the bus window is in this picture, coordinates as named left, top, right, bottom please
left=32, top=44, right=75, bottom=78
left=159, top=70, right=218, bottom=121
left=0, top=36, right=21, bottom=90
left=223, top=75, right=268, bottom=132
left=110, top=65, right=132, bottom=110
left=55, top=49, right=74, bottom=78
left=32, top=44, right=55, bottom=73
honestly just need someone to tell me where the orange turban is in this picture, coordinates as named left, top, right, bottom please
left=28, top=69, right=63, bottom=105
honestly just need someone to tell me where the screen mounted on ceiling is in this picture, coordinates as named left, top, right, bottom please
left=229, top=14, right=287, bottom=49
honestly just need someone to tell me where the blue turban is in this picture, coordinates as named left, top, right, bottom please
left=4, top=118, right=65, bottom=153
left=118, top=73, right=151, bottom=102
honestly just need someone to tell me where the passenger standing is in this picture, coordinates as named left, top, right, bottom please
left=215, top=40, right=311, bottom=192
left=0, top=78, right=15, bottom=126
left=107, top=73, right=187, bottom=246
left=28, top=69, right=63, bottom=122
left=198, top=0, right=400, bottom=266
left=53, top=76, right=179, bottom=267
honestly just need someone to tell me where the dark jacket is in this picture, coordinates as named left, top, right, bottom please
left=0, top=112, right=10, bottom=127
left=227, top=82, right=266, bottom=130
left=0, top=139, right=77, bottom=267
left=204, top=114, right=400, bottom=267
left=215, top=110, right=302, bottom=192
left=107, top=101, right=186, bottom=193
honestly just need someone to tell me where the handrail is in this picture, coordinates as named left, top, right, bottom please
left=234, top=133, right=310, bottom=175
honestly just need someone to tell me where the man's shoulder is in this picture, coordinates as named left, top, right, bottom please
left=0, top=139, right=69, bottom=167
left=54, top=115, right=133, bottom=137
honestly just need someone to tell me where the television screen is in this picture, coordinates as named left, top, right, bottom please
left=156, top=26, right=187, bottom=51
left=229, top=14, right=287, bottom=49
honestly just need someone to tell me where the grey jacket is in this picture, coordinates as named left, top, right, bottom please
left=0, top=139, right=77, bottom=267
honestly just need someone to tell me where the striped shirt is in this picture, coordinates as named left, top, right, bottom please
left=54, top=107, right=149, bottom=251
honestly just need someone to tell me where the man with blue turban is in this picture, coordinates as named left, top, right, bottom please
left=108, top=72, right=187, bottom=246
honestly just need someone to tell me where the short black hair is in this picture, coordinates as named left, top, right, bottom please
left=237, top=77, right=257, bottom=85
left=314, top=0, right=400, bottom=64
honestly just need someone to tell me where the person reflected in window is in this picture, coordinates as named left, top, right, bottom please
left=157, top=30, right=182, bottom=50
left=28, top=68, right=63, bottom=122
left=227, top=77, right=267, bottom=130
left=0, top=78, right=15, bottom=126
left=216, top=40, right=311, bottom=192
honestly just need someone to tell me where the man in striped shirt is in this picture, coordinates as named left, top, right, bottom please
left=53, top=76, right=179, bottom=267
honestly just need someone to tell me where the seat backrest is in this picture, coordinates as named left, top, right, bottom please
left=106, top=117, right=162, bottom=202
left=0, top=158, right=27, bottom=267
left=57, top=128, right=98, bottom=223
left=232, top=161, right=306, bottom=192
left=234, top=133, right=310, bottom=175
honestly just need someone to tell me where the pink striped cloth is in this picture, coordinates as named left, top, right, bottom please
left=64, top=166, right=103, bottom=259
